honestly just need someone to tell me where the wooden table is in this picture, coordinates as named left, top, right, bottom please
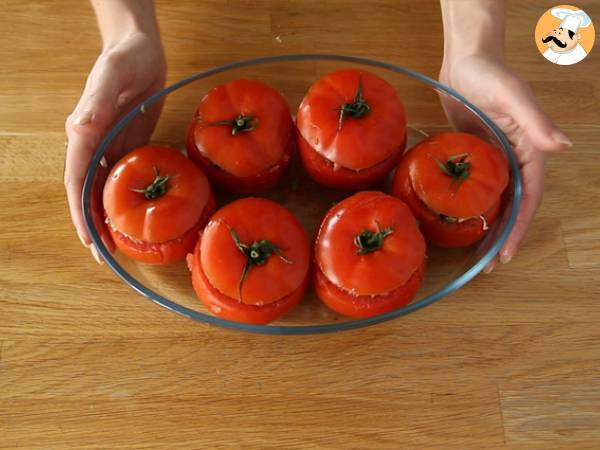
left=2, top=1, right=599, bottom=448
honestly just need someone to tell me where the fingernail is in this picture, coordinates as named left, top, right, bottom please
left=116, top=93, right=130, bottom=108
left=73, top=113, right=92, bottom=126
left=90, top=245, right=104, bottom=265
left=483, top=265, right=494, bottom=274
left=78, top=232, right=90, bottom=248
left=552, top=131, right=572, bottom=147
left=500, top=253, right=512, bottom=264
left=100, top=156, right=108, bottom=168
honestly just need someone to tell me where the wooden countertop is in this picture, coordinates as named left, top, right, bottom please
left=1, top=1, right=599, bottom=448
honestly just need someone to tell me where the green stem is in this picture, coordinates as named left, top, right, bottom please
left=208, top=114, right=259, bottom=135
left=130, top=167, right=170, bottom=200
left=338, top=77, right=370, bottom=130
left=432, top=152, right=471, bottom=192
left=230, top=228, right=291, bottom=302
left=354, top=222, right=394, bottom=255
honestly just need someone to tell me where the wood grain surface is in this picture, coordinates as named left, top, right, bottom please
left=1, top=1, right=599, bottom=448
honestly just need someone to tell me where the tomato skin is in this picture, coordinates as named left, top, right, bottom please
left=391, top=168, right=501, bottom=247
left=401, top=132, right=508, bottom=219
left=103, top=146, right=215, bottom=264
left=297, top=131, right=405, bottom=190
left=315, top=191, right=425, bottom=295
left=200, top=198, right=310, bottom=305
left=314, top=263, right=425, bottom=319
left=313, top=191, right=425, bottom=317
left=109, top=192, right=216, bottom=264
left=186, top=79, right=293, bottom=193
left=391, top=135, right=505, bottom=248
left=296, top=69, right=406, bottom=189
left=190, top=198, right=310, bottom=323
left=423, top=201, right=501, bottom=248
left=190, top=241, right=307, bottom=325
left=186, top=123, right=292, bottom=194
left=103, top=146, right=211, bottom=243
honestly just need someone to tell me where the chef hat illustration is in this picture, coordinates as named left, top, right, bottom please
left=551, top=8, right=592, bottom=33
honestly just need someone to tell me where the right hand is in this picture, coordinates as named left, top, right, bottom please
left=64, top=31, right=166, bottom=263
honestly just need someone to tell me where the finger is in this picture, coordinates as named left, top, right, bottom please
left=65, top=125, right=121, bottom=252
left=483, top=255, right=498, bottom=274
left=90, top=164, right=116, bottom=253
left=499, top=152, right=546, bottom=263
left=65, top=63, right=124, bottom=246
left=64, top=131, right=99, bottom=247
left=504, top=83, right=572, bottom=152
left=90, top=244, right=104, bottom=265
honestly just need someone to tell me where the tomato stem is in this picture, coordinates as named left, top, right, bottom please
left=337, top=77, right=370, bottom=130
left=230, top=228, right=291, bottom=302
left=354, top=222, right=394, bottom=255
left=130, top=167, right=170, bottom=200
left=208, top=114, right=259, bottom=135
left=433, top=152, right=471, bottom=193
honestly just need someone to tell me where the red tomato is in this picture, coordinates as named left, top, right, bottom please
left=391, top=132, right=509, bottom=248
left=296, top=69, right=406, bottom=189
left=190, top=241, right=308, bottom=325
left=314, top=191, right=426, bottom=318
left=297, top=132, right=404, bottom=190
left=103, top=146, right=215, bottom=264
left=189, top=197, right=310, bottom=324
left=314, top=262, right=425, bottom=319
left=186, top=79, right=293, bottom=193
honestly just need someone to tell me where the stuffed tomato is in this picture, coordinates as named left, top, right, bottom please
left=186, top=79, right=293, bottom=193
left=391, top=132, right=509, bottom=248
left=189, top=198, right=310, bottom=325
left=103, top=146, right=215, bottom=264
left=296, top=69, right=406, bottom=189
left=313, top=191, right=426, bottom=318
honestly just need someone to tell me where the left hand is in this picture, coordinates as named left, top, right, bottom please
left=439, top=54, right=571, bottom=272
left=64, top=31, right=166, bottom=263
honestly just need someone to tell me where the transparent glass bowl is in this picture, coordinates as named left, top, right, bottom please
left=83, top=54, right=521, bottom=334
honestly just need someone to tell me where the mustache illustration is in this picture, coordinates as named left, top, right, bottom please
left=542, top=35, right=567, bottom=48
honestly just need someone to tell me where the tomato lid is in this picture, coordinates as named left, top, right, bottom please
left=315, top=191, right=425, bottom=296
left=200, top=198, right=310, bottom=305
left=103, top=146, right=210, bottom=243
left=297, top=69, right=406, bottom=171
left=190, top=79, right=292, bottom=178
left=408, top=133, right=509, bottom=218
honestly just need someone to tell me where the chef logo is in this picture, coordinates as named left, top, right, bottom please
left=535, top=5, right=595, bottom=65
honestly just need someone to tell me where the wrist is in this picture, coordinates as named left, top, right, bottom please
left=91, top=0, right=161, bottom=51
left=440, top=0, right=505, bottom=78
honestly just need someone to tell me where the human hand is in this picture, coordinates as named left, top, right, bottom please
left=439, top=54, right=571, bottom=272
left=64, top=31, right=166, bottom=263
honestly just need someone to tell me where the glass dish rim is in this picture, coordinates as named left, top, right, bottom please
left=82, top=53, right=523, bottom=335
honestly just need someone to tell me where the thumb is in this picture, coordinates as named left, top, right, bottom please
left=506, top=82, right=572, bottom=152
left=64, top=58, right=124, bottom=248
